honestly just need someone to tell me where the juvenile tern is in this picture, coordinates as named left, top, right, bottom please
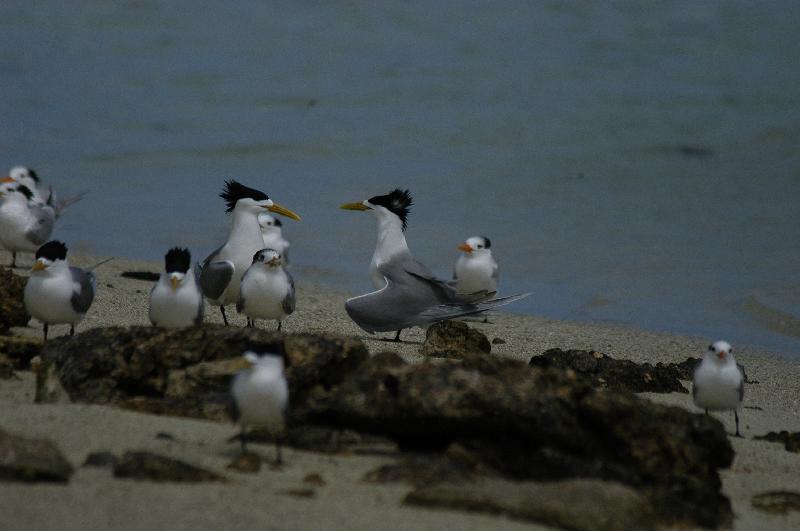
left=258, top=213, right=291, bottom=265
left=0, top=183, right=55, bottom=267
left=23, top=240, right=99, bottom=340
left=198, top=180, right=300, bottom=325
left=453, top=235, right=498, bottom=297
left=149, top=247, right=204, bottom=328
left=237, top=248, right=295, bottom=331
left=3, top=166, right=87, bottom=217
left=229, top=351, right=289, bottom=463
left=692, top=340, right=745, bottom=437
left=340, top=189, right=529, bottom=341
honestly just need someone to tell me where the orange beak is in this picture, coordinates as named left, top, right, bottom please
left=170, top=276, right=180, bottom=291
left=458, top=243, right=473, bottom=253
left=1, top=176, right=14, bottom=183
left=31, top=260, right=46, bottom=272
left=717, top=351, right=726, bottom=360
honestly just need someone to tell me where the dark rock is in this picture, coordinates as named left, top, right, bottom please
left=530, top=348, right=687, bottom=394
left=0, top=354, right=15, bottom=379
left=754, top=431, right=800, bottom=453
left=155, top=432, right=175, bottom=441
left=0, top=335, right=42, bottom=370
left=491, top=337, right=506, bottom=345
left=363, top=448, right=481, bottom=487
left=303, top=473, right=326, bottom=486
left=83, top=452, right=119, bottom=468
left=752, top=491, right=800, bottom=514
left=366, top=351, right=406, bottom=368
left=0, top=266, right=29, bottom=333
left=420, top=321, right=491, bottom=359
left=120, top=271, right=160, bottom=282
left=35, top=326, right=369, bottom=421
left=227, top=452, right=261, bottom=473
left=405, top=478, right=656, bottom=531
left=0, top=428, right=73, bottom=482
left=113, top=451, right=226, bottom=482
left=303, top=357, right=733, bottom=528
left=280, top=488, right=315, bottom=498
left=247, top=423, right=378, bottom=454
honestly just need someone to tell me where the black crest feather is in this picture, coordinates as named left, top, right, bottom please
left=481, top=236, right=492, bottom=249
left=164, top=247, right=191, bottom=273
left=368, top=189, right=413, bottom=231
left=220, top=180, right=269, bottom=213
left=16, top=184, right=34, bottom=201
left=36, top=240, right=68, bottom=261
left=273, top=218, right=283, bottom=227
left=27, top=168, right=39, bottom=183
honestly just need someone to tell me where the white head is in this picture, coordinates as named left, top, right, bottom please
left=458, top=235, right=492, bottom=255
left=705, top=340, right=734, bottom=365
left=243, top=351, right=285, bottom=373
left=7, top=166, right=39, bottom=190
left=258, top=212, right=284, bottom=234
left=252, top=248, right=283, bottom=269
left=31, top=240, right=69, bottom=274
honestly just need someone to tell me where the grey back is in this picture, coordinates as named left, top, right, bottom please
left=70, top=267, right=96, bottom=314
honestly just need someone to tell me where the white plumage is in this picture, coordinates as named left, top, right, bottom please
left=692, top=340, right=745, bottom=436
left=454, top=235, right=498, bottom=297
left=258, top=213, right=290, bottom=265
left=237, top=248, right=295, bottom=330
left=149, top=248, right=203, bottom=328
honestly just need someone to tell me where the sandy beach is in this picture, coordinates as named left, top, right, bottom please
left=1, top=249, right=799, bottom=530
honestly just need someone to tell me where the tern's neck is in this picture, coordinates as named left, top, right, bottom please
left=229, top=205, right=263, bottom=247
left=373, top=213, right=409, bottom=263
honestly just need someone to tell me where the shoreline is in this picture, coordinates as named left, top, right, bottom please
left=2, top=249, right=800, bottom=529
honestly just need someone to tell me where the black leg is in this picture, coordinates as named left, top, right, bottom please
left=392, top=329, right=402, bottom=342
left=239, top=430, right=247, bottom=453
left=70, top=325, right=75, bottom=336
left=705, top=408, right=708, bottom=416
left=277, top=321, right=282, bottom=332
left=43, top=323, right=48, bottom=341
left=275, top=439, right=283, bottom=465
left=734, top=411, right=741, bottom=437
left=220, top=306, right=229, bottom=326
left=11, top=251, right=17, bottom=268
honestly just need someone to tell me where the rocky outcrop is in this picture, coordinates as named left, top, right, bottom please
left=0, top=428, right=73, bottom=482
left=419, top=321, right=491, bottom=359
left=302, top=357, right=734, bottom=528
left=113, top=451, right=227, bottom=482
left=0, top=267, right=29, bottom=333
left=0, top=335, right=42, bottom=370
left=35, top=326, right=369, bottom=421
left=405, top=478, right=657, bottom=531
left=529, top=348, right=687, bottom=393
left=754, top=431, right=800, bottom=453
left=752, top=491, right=800, bottom=514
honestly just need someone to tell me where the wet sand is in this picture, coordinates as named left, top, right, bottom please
left=1, top=250, right=799, bottom=530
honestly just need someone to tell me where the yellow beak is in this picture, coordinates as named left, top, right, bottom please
left=1, top=176, right=14, bottom=183
left=340, top=202, right=371, bottom=211
left=31, top=260, right=46, bottom=272
left=170, top=277, right=180, bottom=291
left=266, top=202, right=302, bottom=221
left=458, top=243, right=473, bottom=253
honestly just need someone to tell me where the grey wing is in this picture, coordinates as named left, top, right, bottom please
left=194, top=273, right=205, bottom=325
left=281, top=269, right=296, bottom=314
left=492, top=262, right=499, bottom=281
left=199, top=246, right=233, bottom=300
left=70, top=267, right=95, bottom=314
left=25, top=205, right=54, bottom=246
left=737, top=371, right=745, bottom=402
left=235, top=269, right=248, bottom=313
left=402, top=259, right=458, bottom=301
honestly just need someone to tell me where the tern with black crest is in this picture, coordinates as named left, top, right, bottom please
left=198, top=180, right=301, bottom=325
left=340, top=189, right=529, bottom=341
left=149, top=247, right=204, bottom=327
left=23, top=240, right=101, bottom=340
left=0, top=183, right=55, bottom=267
left=237, top=248, right=295, bottom=331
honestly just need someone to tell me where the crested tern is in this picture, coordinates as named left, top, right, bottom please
left=23, top=240, right=99, bottom=340
left=237, top=248, right=295, bottom=331
left=229, top=351, right=289, bottom=463
left=149, top=247, right=204, bottom=328
left=692, top=340, right=745, bottom=437
left=3, top=166, right=87, bottom=217
left=340, top=189, right=529, bottom=341
left=0, top=183, right=55, bottom=267
left=198, top=180, right=300, bottom=325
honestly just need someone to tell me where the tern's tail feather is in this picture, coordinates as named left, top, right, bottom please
left=417, top=292, right=531, bottom=323
left=50, top=189, right=89, bottom=218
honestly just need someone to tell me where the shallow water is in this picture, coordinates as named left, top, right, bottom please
left=2, top=1, right=799, bottom=357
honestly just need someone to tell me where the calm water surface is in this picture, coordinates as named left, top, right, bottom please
left=2, top=1, right=799, bottom=356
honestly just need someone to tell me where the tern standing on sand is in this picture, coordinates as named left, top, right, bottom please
left=692, top=340, right=745, bottom=436
left=198, top=181, right=300, bottom=325
left=340, top=189, right=529, bottom=341
left=453, top=235, right=498, bottom=297
left=229, top=352, right=288, bottom=463
left=149, top=247, right=204, bottom=327
left=237, top=248, right=295, bottom=331
left=24, top=241, right=98, bottom=340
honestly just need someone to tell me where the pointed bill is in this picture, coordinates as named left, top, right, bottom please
left=266, top=202, right=301, bottom=221
left=340, top=202, right=371, bottom=211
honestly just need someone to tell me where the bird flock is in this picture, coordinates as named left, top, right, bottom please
left=1, top=168, right=746, bottom=460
